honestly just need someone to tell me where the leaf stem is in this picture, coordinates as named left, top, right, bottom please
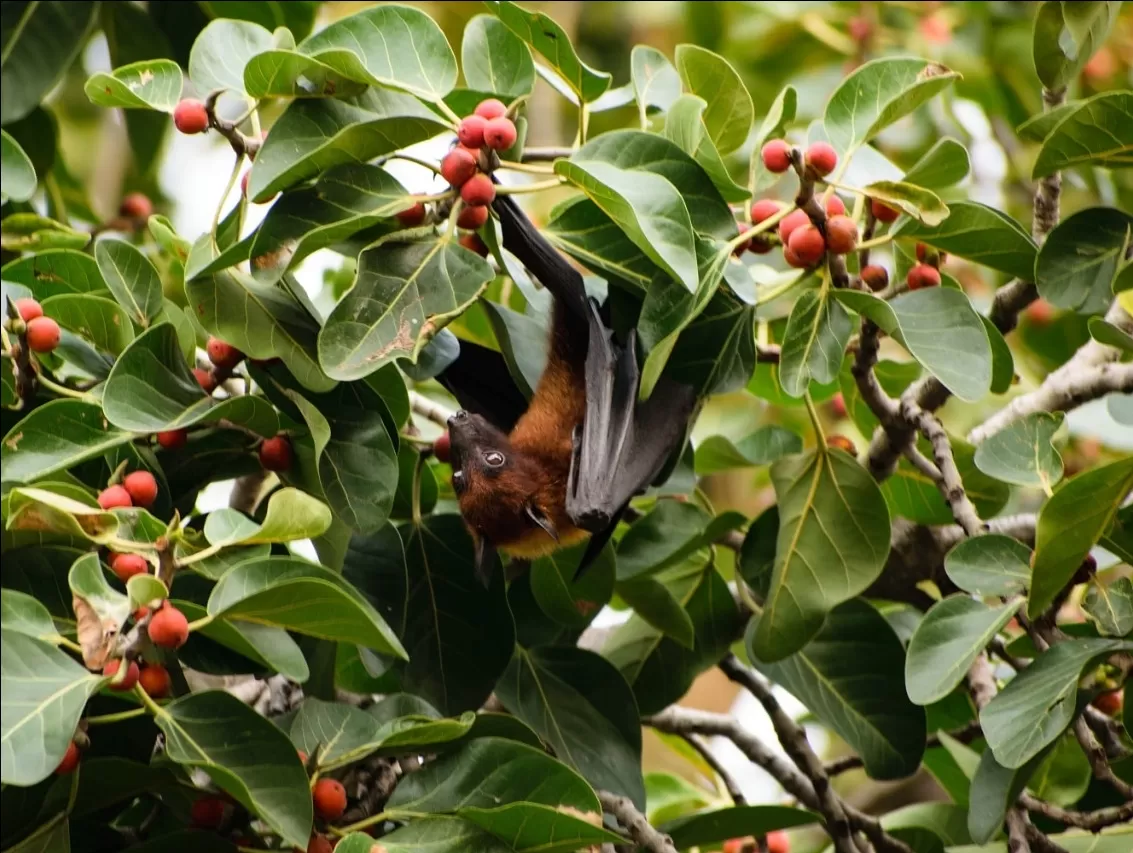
left=186, top=614, right=215, bottom=633
left=496, top=159, right=555, bottom=175
left=729, top=204, right=795, bottom=251
left=432, top=98, right=462, bottom=127
left=86, top=706, right=149, bottom=726
left=33, top=370, right=93, bottom=402
left=391, top=153, right=443, bottom=176
left=211, top=155, right=244, bottom=249
left=804, top=392, right=827, bottom=447
left=52, top=635, right=84, bottom=654
left=411, top=451, right=426, bottom=527
left=134, top=682, right=167, bottom=718
left=175, top=541, right=226, bottom=567
left=855, top=233, right=893, bottom=251
left=334, top=811, right=390, bottom=836
left=754, top=274, right=807, bottom=307
left=495, top=178, right=564, bottom=195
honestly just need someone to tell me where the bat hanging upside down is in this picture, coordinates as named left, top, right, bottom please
left=440, top=192, right=698, bottom=586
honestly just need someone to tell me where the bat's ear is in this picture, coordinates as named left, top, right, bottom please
left=525, top=503, right=559, bottom=541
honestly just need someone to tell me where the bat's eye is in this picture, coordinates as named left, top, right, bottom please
left=483, top=450, right=505, bottom=467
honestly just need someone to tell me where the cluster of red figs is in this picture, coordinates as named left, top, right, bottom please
left=723, top=830, right=791, bottom=853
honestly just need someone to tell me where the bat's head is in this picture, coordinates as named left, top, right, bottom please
left=446, top=409, right=559, bottom=547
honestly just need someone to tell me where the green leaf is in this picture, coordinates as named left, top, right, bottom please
left=461, top=14, right=535, bottom=98
left=244, top=3, right=456, bottom=100
left=246, top=89, right=449, bottom=201
left=336, top=817, right=513, bottom=853
left=208, top=555, right=407, bottom=659
left=605, top=565, right=739, bottom=715
left=497, top=646, right=643, bottom=805
left=569, top=129, right=735, bottom=239
left=214, top=488, right=332, bottom=546
left=94, top=236, right=164, bottom=328
left=864, top=180, right=949, bottom=226
left=155, top=690, right=311, bottom=848
left=482, top=1, right=611, bottom=103
left=1029, top=457, right=1133, bottom=619
left=694, top=426, right=803, bottom=474
left=883, top=438, right=1010, bottom=526
left=42, top=294, right=135, bottom=356
left=1088, top=316, right=1133, bottom=352
left=529, top=539, right=616, bottom=630
left=944, top=535, right=1032, bottom=598
left=631, top=45, right=681, bottom=120
left=823, top=57, right=959, bottom=155
left=834, top=288, right=992, bottom=402
left=1032, top=91, right=1133, bottom=178
left=0, top=250, right=106, bottom=298
left=906, top=597, right=1022, bottom=706
left=0, top=630, right=104, bottom=786
left=69, top=550, right=131, bottom=632
left=981, top=638, right=1131, bottom=768
left=1, top=400, right=136, bottom=484
left=2, top=213, right=90, bottom=252
left=1030, top=732, right=1093, bottom=809
left=178, top=598, right=309, bottom=681
left=188, top=19, right=272, bottom=98
left=1032, top=1, right=1121, bottom=91
left=750, top=449, right=891, bottom=663
left=0, top=129, right=36, bottom=203
left=902, top=138, right=970, bottom=189
left=673, top=44, right=753, bottom=155
left=1082, top=577, right=1133, bottom=638
left=319, top=237, right=495, bottom=381
left=779, top=288, right=853, bottom=398
left=750, top=598, right=927, bottom=779
left=664, top=95, right=750, bottom=203
left=1035, top=207, right=1131, bottom=314
left=973, top=412, right=1064, bottom=489
left=1, top=589, right=60, bottom=641
left=661, top=806, right=820, bottom=849
left=616, top=501, right=710, bottom=581
left=101, top=324, right=277, bottom=435
left=85, top=59, right=182, bottom=111
left=967, top=747, right=1050, bottom=844
left=895, top=202, right=1037, bottom=281
left=387, top=517, right=515, bottom=714
left=186, top=269, right=333, bottom=393
left=5, top=487, right=118, bottom=544
left=1, top=1, right=97, bottom=124
left=290, top=697, right=380, bottom=767
left=556, top=159, right=698, bottom=293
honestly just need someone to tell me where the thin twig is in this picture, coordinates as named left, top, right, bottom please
left=825, top=720, right=983, bottom=776
left=1018, top=793, right=1133, bottom=831
left=598, top=790, right=677, bottom=853
left=682, top=734, right=747, bottom=805
left=409, top=391, right=454, bottom=427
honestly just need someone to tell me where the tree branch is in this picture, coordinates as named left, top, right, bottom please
left=1031, top=87, right=1066, bottom=241
left=598, top=790, right=677, bottom=853
left=409, top=391, right=454, bottom=427
left=682, top=733, right=747, bottom=805
left=1018, top=793, right=1133, bottom=831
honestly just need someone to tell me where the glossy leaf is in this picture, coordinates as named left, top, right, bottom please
left=0, top=589, right=59, bottom=641
left=1032, top=90, right=1133, bottom=178
left=42, top=294, right=135, bottom=356
left=1035, top=207, right=1131, bottom=314
left=751, top=449, right=891, bottom=663
left=482, top=1, right=611, bottom=102
left=529, top=540, right=616, bottom=630
left=902, top=137, right=970, bottom=189
left=944, top=535, right=1032, bottom=597
left=694, top=426, right=803, bottom=474
left=661, top=806, right=820, bottom=849
left=496, top=645, right=643, bottom=806
left=290, top=697, right=383, bottom=767
left=1, top=399, right=136, bottom=484
left=1029, top=733, right=1092, bottom=809
left=751, top=598, right=926, bottom=779
left=779, top=288, right=853, bottom=398
left=1082, top=577, right=1133, bottom=638
left=835, top=288, right=992, bottom=402
left=981, top=638, right=1131, bottom=768
left=972, top=412, right=1064, bottom=489
left=967, top=747, right=1049, bottom=844
left=664, top=95, right=750, bottom=203
left=335, top=817, right=513, bottom=853
left=319, top=237, right=495, bottom=381
left=188, top=18, right=271, bottom=98
left=750, top=85, right=797, bottom=192
left=674, top=44, right=753, bottom=155
left=1033, top=2, right=1121, bottom=91
left=895, top=202, right=1037, bottom=281
left=208, top=555, right=407, bottom=659
left=824, top=57, right=958, bottom=154
left=616, top=501, right=710, bottom=581
left=555, top=159, right=698, bottom=293
left=85, top=59, right=182, bottom=111
left=246, top=90, right=448, bottom=201
left=631, top=45, right=681, bottom=120
left=883, top=438, right=1010, bottom=526
left=155, top=690, right=312, bottom=848
left=906, top=597, right=1022, bottom=706
left=0, top=129, right=36, bottom=203
left=461, top=14, right=535, bottom=98
left=1, top=213, right=89, bottom=252
left=1029, top=457, right=1133, bottom=618
left=208, top=488, right=332, bottom=546
left=1, top=1, right=97, bottom=124
left=864, top=180, right=949, bottom=226
left=0, top=630, right=104, bottom=786
left=94, top=237, right=163, bottom=328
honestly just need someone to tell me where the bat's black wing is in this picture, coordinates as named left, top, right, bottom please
left=493, top=192, right=698, bottom=579
left=436, top=338, right=528, bottom=434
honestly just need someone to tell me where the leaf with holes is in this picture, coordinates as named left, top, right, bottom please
left=155, top=690, right=311, bottom=848
left=944, top=535, right=1032, bottom=598
left=824, top=58, right=958, bottom=155
left=85, top=59, right=182, bottom=111
left=750, top=599, right=926, bottom=779
left=906, top=597, right=1022, bottom=706
left=981, top=638, right=1131, bottom=768
left=1029, top=457, right=1133, bottom=619
left=973, top=412, right=1064, bottom=489
left=319, top=237, right=495, bottom=381
left=0, top=631, right=104, bottom=786
left=750, top=448, right=891, bottom=663
left=1035, top=207, right=1131, bottom=314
